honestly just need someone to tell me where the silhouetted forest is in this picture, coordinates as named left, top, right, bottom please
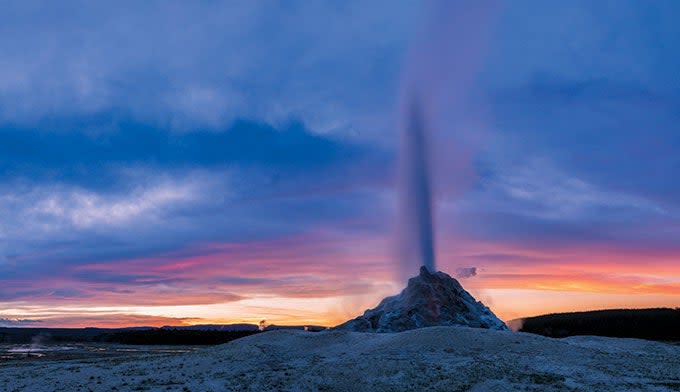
left=5, top=308, right=679, bottom=345
left=518, top=308, right=680, bottom=341
left=94, top=329, right=260, bottom=345
left=0, top=327, right=260, bottom=345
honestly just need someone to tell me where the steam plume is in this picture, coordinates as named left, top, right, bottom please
left=399, top=99, right=436, bottom=274
left=396, top=1, right=500, bottom=280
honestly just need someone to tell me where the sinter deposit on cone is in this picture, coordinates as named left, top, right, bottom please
left=336, top=266, right=508, bottom=332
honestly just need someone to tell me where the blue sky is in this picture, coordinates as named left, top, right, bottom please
left=1, top=1, right=680, bottom=327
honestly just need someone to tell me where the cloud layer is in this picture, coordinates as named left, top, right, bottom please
left=1, top=0, right=679, bottom=326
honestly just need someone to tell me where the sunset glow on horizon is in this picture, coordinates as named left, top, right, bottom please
left=3, top=233, right=680, bottom=328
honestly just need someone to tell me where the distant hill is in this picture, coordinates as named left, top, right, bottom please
left=516, top=308, right=680, bottom=341
left=161, top=324, right=259, bottom=332
left=264, top=325, right=327, bottom=332
left=160, top=324, right=327, bottom=332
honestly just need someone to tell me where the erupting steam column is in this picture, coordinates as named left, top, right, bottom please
left=398, top=99, right=436, bottom=275
left=395, top=2, right=500, bottom=281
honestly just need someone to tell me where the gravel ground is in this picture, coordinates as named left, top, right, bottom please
left=1, top=326, right=679, bottom=391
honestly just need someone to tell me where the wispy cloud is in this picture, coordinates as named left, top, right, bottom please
left=28, top=182, right=198, bottom=229
left=485, top=161, right=667, bottom=221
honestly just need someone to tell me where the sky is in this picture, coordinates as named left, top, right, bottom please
left=1, top=0, right=680, bottom=328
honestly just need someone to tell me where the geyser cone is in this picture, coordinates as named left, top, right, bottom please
left=335, top=267, right=508, bottom=332
left=399, top=100, right=436, bottom=275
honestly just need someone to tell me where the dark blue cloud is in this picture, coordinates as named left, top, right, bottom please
left=0, top=117, right=387, bottom=190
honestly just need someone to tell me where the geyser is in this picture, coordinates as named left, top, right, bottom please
left=336, top=2, right=509, bottom=333
left=398, top=100, right=435, bottom=275
left=395, top=1, right=499, bottom=280
left=336, top=266, right=508, bottom=332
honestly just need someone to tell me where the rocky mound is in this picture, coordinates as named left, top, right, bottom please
left=336, top=266, right=508, bottom=332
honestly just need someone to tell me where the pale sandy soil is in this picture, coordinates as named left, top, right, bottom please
left=1, top=326, right=679, bottom=391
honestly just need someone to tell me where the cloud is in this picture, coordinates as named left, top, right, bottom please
left=0, top=117, right=392, bottom=282
left=480, top=161, right=667, bottom=222
left=455, top=267, right=477, bottom=279
left=28, top=182, right=197, bottom=229
left=2, top=1, right=680, bottom=327
left=0, top=314, right=201, bottom=329
left=0, top=118, right=385, bottom=189
left=0, top=283, right=242, bottom=307
left=0, top=1, right=416, bottom=135
left=0, top=231, right=393, bottom=309
left=0, top=318, right=42, bottom=327
left=441, top=157, right=680, bottom=255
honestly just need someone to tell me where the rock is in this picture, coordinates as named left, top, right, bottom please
left=335, top=266, right=508, bottom=332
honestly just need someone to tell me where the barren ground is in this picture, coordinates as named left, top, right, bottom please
left=1, top=326, right=679, bottom=391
